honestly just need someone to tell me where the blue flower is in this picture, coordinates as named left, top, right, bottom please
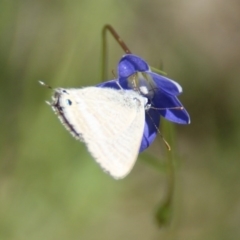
left=98, top=54, right=190, bottom=152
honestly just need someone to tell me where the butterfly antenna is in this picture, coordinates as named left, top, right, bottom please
left=147, top=111, right=171, bottom=151
left=39, top=81, right=53, bottom=105
left=39, top=80, right=53, bottom=90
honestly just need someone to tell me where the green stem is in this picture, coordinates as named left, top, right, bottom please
left=155, top=121, right=176, bottom=227
left=101, top=24, right=132, bottom=81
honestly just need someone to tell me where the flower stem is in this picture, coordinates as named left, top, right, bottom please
left=155, top=121, right=176, bottom=227
left=101, top=24, right=132, bottom=81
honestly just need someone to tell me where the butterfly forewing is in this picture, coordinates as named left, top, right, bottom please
left=51, top=87, right=146, bottom=179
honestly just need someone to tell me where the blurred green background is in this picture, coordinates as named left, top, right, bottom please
left=1, top=0, right=240, bottom=239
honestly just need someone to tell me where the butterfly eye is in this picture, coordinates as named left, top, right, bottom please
left=66, top=99, right=72, bottom=106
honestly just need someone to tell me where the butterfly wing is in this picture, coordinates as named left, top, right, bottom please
left=51, top=87, right=146, bottom=179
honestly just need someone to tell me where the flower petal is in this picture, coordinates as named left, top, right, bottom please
left=97, top=79, right=120, bottom=88
left=118, top=54, right=150, bottom=78
left=149, top=72, right=182, bottom=96
left=140, top=108, right=160, bottom=152
left=152, top=91, right=190, bottom=124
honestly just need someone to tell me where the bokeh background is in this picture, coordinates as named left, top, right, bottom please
left=1, top=0, right=240, bottom=239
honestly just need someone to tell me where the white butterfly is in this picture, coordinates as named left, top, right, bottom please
left=42, top=83, right=148, bottom=179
